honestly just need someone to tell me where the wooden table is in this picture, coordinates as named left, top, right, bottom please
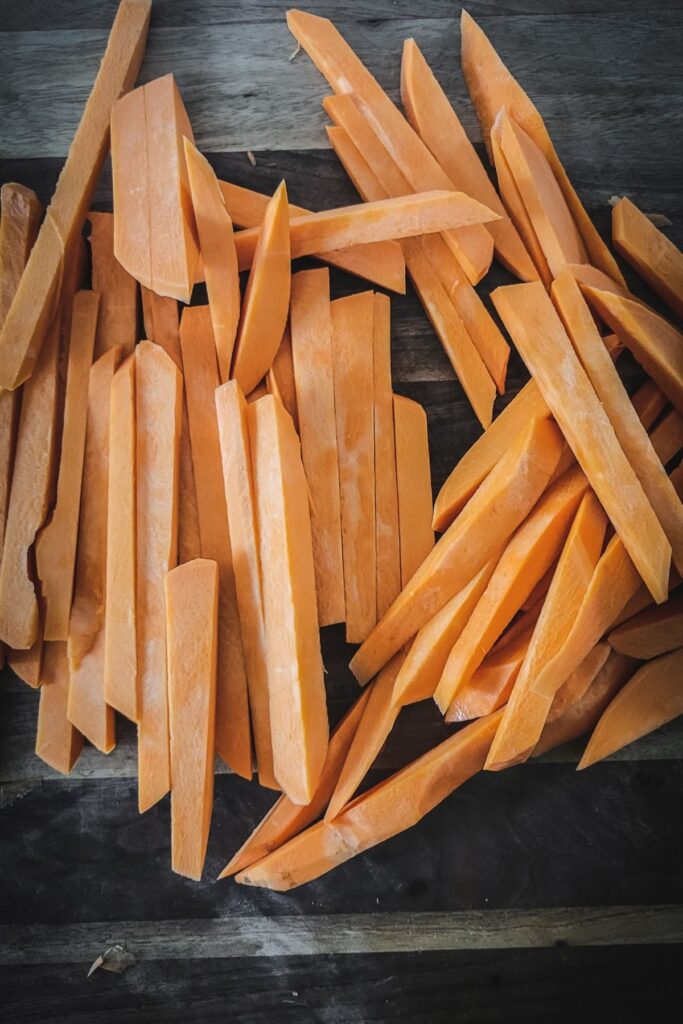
left=1, top=2, right=682, bottom=1021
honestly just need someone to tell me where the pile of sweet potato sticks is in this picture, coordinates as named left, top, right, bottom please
left=0, top=1, right=681, bottom=889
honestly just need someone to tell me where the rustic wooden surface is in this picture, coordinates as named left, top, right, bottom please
left=1, top=1, right=682, bottom=1021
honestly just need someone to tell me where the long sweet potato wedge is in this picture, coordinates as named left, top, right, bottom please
left=267, top=327, right=298, bottom=430
left=35, top=641, right=84, bottom=775
left=373, top=294, right=401, bottom=621
left=393, top=394, right=434, bottom=587
left=612, top=196, right=683, bottom=320
left=609, top=589, right=683, bottom=660
left=88, top=211, right=137, bottom=357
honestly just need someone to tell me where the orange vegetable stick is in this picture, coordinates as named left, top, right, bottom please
left=232, top=183, right=290, bottom=395
left=9, top=639, right=44, bottom=687
left=578, top=647, right=683, bottom=769
left=36, top=291, right=99, bottom=640
left=103, top=353, right=137, bottom=723
left=372, top=294, right=401, bottom=621
left=459, top=9, right=625, bottom=287
left=393, top=394, right=434, bottom=586
left=250, top=394, right=329, bottom=804
left=492, top=281, right=672, bottom=602
left=485, top=491, right=608, bottom=768
left=393, top=561, right=496, bottom=707
left=184, top=140, right=240, bottom=381
left=0, top=1, right=151, bottom=391
left=219, top=689, right=372, bottom=879
left=215, top=380, right=276, bottom=789
left=553, top=270, right=683, bottom=572
left=67, top=347, right=119, bottom=753
left=401, top=39, right=538, bottom=282
left=286, top=8, right=494, bottom=286
left=545, top=643, right=613, bottom=724
left=434, top=465, right=589, bottom=713
left=237, top=710, right=502, bottom=891
left=612, top=197, right=683, bottom=321
left=166, top=558, right=218, bottom=880
left=331, top=292, right=377, bottom=642
left=290, top=270, right=345, bottom=626
left=35, top=642, right=84, bottom=774
left=267, top=326, right=298, bottom=431
left=649, top=409, right=683, bottom=467
left=350, top=415, right=565, bottom=685
left=88, top=211, right=137, bottom=357
left=582, top=286, right=683, bottom=415
left=180, top=308, right=251, bottom=779
left=135, top=341, right=182, bottom=812
left=609, top=589, right=683, bottom=660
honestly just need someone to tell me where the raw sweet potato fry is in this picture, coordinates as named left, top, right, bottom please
left=35, top=642, right=84, bottom=775
left=267, top=326, right=298, bottom=430
left=612, top=196, right=683, bottom=320
left=609, top=589, right=683, bottom=660
left=88, top=211, right=137, bottom=357
left=373, top=294, right=401, bottom=621
left=393, top=394, right=434, bottom=587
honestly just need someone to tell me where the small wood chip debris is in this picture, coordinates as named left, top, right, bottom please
left=87, top=944, right=136, bottom=978
left=289, top=42, right=301, bottom=62
left=247, top=150, right=257, bottom=167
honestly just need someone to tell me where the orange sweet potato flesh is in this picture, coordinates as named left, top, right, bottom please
left=67, top=346, right=119, bottom=754
left=268, top=327, right=298, bottom=431
left=0, top=1, right=151, bottom=392
left=103, top=353, right=138, bottom=723
left=36, top=291, right=99, bottom=640
left=372, top=294, right=401, bottom=621
left=350, top=416, right=565, bottom=685
left=649, top=409, right=683, bottom=467
left=250, top=394, right=329, bottom=805
left=180, top=308, right=252, bottom=780
left=434, top=465, right=589, bottom=713
left=166, top=558, right=218, bottom=880
left=612, top=197, right=683, bottom=321
left=184, top=140, right=240, bottom=382
left=393, top=395, right=434, bottom=587
left=484, top=491, right=608, bottom=769
left=331, top=292, right=377, bottom=644
left=236, top=710, right=502, bottom=891
left=545, top=643, right=612, bottom=725
left=290, top=270, right=345, bottom=627
left=553, top=270, right=683, bottom=573
left=232, top=183, right=291, bottom=395
left=9, top=640, right=44, bottom=688
left=582, top=286, right=683, bottom=415
left=493, top=281, right=672, bottom=603
left=459, top=9, right=625, bottom=287
left=578, top=647, right=683, bottom=769
left=218, top=689, right=371, bottom=879
left=88, top=212, right=137, bottom=357
left=135, top=341, right=182, bottom=812
left=35, top=641, right=84, bottom=774
left=215, top=380, right=276, bottom=790
left=609, top=588, right=683, bottom=660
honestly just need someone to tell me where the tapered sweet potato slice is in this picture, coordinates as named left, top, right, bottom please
left=88, top=211, right=137, bottom=357
left=393, top=394, right=434, bottom=587
left=35, top=642, right=84, bottom=774
left=609, top=589, right=683, bottom=660
left=612, top=196, right=683, bottom=320
left=373, top=294, right=401, bottom=622
left=267, top=326, right=298, bottom=430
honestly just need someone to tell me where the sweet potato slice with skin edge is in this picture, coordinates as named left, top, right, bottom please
left=350, top=415, right=565, bottom=686
left=609, top=589, right=683, bottom=660
left=394, top=395, right=434, bottom=588
left=373, top=295, right=401, bottom=621
left=612, top=197, right=683, bottom=321
left=88, top=211, right=137, bottom=357
left=492, top=281, right=671, bottom=603
left=290, top=270, right=345, bottom=627
left=215, top=380, right=277, bottom=790
left=166, top=558, right=218, bottom=880
left=35, top=642, right=84, bottom=774
left=578, top=647, right=683, bottom=770
left=249, top=394, right=329, bottom=805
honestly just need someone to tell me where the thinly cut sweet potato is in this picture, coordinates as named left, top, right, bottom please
left=232, top=183, right=291, bottom=395
left=459, top=9, right=625, bottom=286
left=434, top=465, right=589, bottom=713
left=350, top=416, right=565, bottom=685
left=331, top=292, right=377, bottom=643
left=135, top=341, right=182, bottom=812
left=578, top=647, right=683, bottom=769
left=9, top=640, right=43, bottom=688
left=219, top=689, right=372, bottom=879
left=180, top=307, right=251, bottom=779
left=88, top=211, right=137, bottom=357
left=290, top=270, right=345, bottom=627
left=184, top=140, right=240, bottom=381
left=267, top=327, right=298, bottom=430
left=104, top=353, right=138, bottom=723
left=393, top=394, right=434, bottom=586
left=373, top=294, right=401, bottom=620
left=35, top=642, right=84, bottom=774
left=492, top=281, right=672, bottom=602
left=67, top=346, right=119, bottom=754
left=612, top=197, right=683, bottom=320
left=553, top=270, right=683, bottom=572
left=649, top=409, right=683, bottom=467
left=36, top=291, right=99, bottom=640
left=166, top=558, right=218, bottom=880
left=582, top=286, right=683, bottom=414
left=545, top=643, right=613, bottom=724
left=287, top=8, right=494, bottom=285
left=250, top=394, right=329, bottom=804
left=400, top=39, right=537, bottom=282
left=215, top=380, right=276, bottom=790
left=484, top=491, right=608, bottom=768
left=609, top=589, right=683, bottom=660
